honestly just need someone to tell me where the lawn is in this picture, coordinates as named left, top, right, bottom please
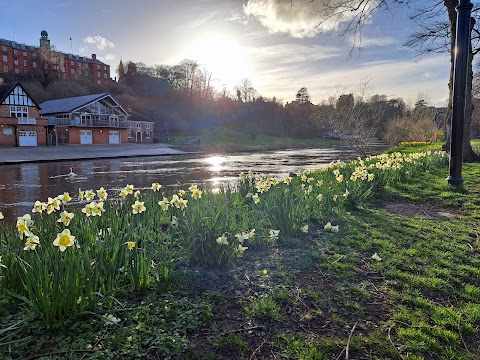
left=1, top=147, right=480, bottom=359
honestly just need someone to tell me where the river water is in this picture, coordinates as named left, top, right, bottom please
left=0, top=147, right=361, bottom=223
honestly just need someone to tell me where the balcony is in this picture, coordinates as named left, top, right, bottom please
left=48, top=118, right=129, bottom=128
left=18, top=117, right=37, bottom=125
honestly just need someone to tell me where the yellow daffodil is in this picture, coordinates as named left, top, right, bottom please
left=132, top=200, right=146, bottom=214
left=84, top=189, right=95, bottom=201
left=239, top=172, right=245, bottom=181
left=371, top=252, right=382, bottom=261
left=191, top=188, right=203, bottom=199
left=151, top=182, right=162, bottom=191
left=316, top=180, right=324, bottom=187
left=23, top=234, right=40, bottom=251
left=158, top=197, right=170, bottom=211
left=120, top=189, right=129, bottom=198
left=343, top=189, right=349, bottom=198
left=284, top=176, right=292, bottom=185
left=316, top=194, right=323, bottom=201
left=0, top=212, right=3, bottom=220
left=78, top=188, right=85, bottom=201
left=252, top=193, right=260, bottom=204
left=236, top=244, right=248, bottom=255
left=324, top=222, right=332, bottom=231
left=81, top=202, right=95, bottom=217
left=47, top=197, right=61, bottom=211
left=301, top=225, right=309, bottom=233
left=178, top=189, right=186, bottom=197
left=32, top=200, right=46, bottom=213
left=53, top=229, right=75, bottom=252
left=216, top=234, right=228, bottom=245
left=58, top=210, right=74, bottom=226
left=301, top=174, right=307, bottom=182
left=248, top=228, right=256, bottom=239
left=124, top=241, right=136, bottom=251
left=16, top=214, right=33, bottom=239
left=170, top=194, right=181, bottom=208
left=235, top=233, right=248, bottom=243
left=125, top=184, right=134, bottom=194
left=333, top=195, right=338, bottom=201
left=58, top=192, right=71, bottom=203
left=178, top=197, right=188, bottom=210
left=134, top=190, right=140, bottom=198
left=97, top=187, right=108, bottom=200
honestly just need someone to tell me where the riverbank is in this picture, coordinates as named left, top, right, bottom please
left=0, top=143, right=186, bottom=165
left=2, top=147, right=480, bottom=359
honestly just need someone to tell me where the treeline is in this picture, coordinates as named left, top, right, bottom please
left=2, top=58, right=452, bottom=145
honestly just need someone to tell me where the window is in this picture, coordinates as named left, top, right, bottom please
left=78, top=62, right=81, bottom=67
left=2, top=46, right=6, bottom=52
left=15, top=68, right=19, bottom=74
left=2, top=55, right=7, bottom=62
left=23, top=51, right=27, bottom=56
left=71, top=68, right=75, bottom=75
left=78, top=69, right=81, bottom=75
left=32, top=61, right=37, bottom=68
left=128, top=123, right=132, bottom=128
left=71, top=60, right=74, bottom=66
left=145, top=124, right=150, bottom=129
left=13, top=49, right=18, bottom=55
left=128, top=131, right=132, bottom=139
left=104, top=65, right=107, bottom=70
left=3, top=66, right=8, bottom=73
left=3, top=128, right=13, bottom=136
left=84, top=63, right=88, bottom=70
left=136, top=123, right=141, bottom=129
left=103, top=72, right=107, bottom=78
left=23, top=60, right=27, bottom=66
left=10, top=105, right=28, bottom=119
left=97, top=71, right=100, bottom=77
left=14, top=59, right=18, bottom=65
left=97, top=64, right=100, bottom=69
left=146, top=131, right=151, bottom=139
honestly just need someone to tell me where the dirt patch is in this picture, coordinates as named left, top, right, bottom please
left=381, top=201, right=460, bottom=219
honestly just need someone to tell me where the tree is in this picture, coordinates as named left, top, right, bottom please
left=35, top=45, right=62, bottom=87
left=117, top=60, right=125, bottom=82
left=234, top=78, right=256, bottom=102
left=295, top=87, right=310, bottom=103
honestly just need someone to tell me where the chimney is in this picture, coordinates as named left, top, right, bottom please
left=92, top=53, right=96, bottom=60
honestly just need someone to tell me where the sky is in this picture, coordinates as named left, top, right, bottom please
left=0, top=0, right=460, bottom=107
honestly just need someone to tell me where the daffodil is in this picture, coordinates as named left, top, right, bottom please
left=47, top=197, right=61, bottom=213
left=124, top=241, right=136, bottom=251
left=151, top=182, right=162, bottom=191
left=170, top=194, right=181, bottom=208
left=343, top=189, right=349, bottom=198
left=58, top=192, right=71, bottom=203
left=284, top=176, right=292, bottom=185
left=78, top=189, right=85, bottom=200
left=331, top=225, right=339, bottom=232
left=84, top=189, right=95, bottom=201
left=239, top=172, right=245, bottom=181
left=125, top=184, right=134, bottom=194
left=92, top=201, right=105, bottom=216
left=16, top=214, right=33, bottom=239
left=134, top=190, right=140, bottom=198
left=371, top=252, right=382, bottom=261
left=235, top=233, right=248, bottom=243
left=236, top=244, right=248, bottom=255
left=191, top=188, right=203, bottom=199
left=178, top=197, right=188, bottom=210
left=132, top=200, right=146, bottom=214
left=252, top=193, right=260, bottom=204
left=316, top=194, right=323, bottom=201
left=301, top=225, right=309, bottom=233
left=269, top=229, right=280, bottom=239
left=333, top=195, right=338, bottom=201
left=53, top=229, right=75, bottom=252
left=158, top=197, right=170, bottom=211
left=324, top=222, right=332, bottom=231
left=120, top=189, right=129, bottom=198
left=81, top=202, right=95, bottom=217
left=97, top=187, right=108, bottom=200
left=178, top=189, right=186, bottom=197
left=23, top=234, right=40, bottom=251
left=216, top=234, right=228, bottom=245
left=32, top=200, right=46, bottom=213
left=0, top=212, right=3, bottom=220
left=102, top=313, right=121, bottom=325
left=58, top=210, right=74, bottom=226
left=316, top=180, right=324, bottom=187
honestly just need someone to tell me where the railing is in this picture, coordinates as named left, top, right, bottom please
left=47, top=118, right=129, bottom=128
left=18, top=117, right=37, bottom=125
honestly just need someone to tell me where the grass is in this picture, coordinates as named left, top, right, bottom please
left=1, top=146, right=480, bottom=359
left=172, top=127, right=345, bottom=152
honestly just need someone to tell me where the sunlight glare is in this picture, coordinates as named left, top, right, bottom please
left=205, top=155, right=226, bottom=172
left=184, top=35, right=251, bottom=90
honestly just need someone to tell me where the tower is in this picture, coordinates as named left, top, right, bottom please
left=40, top=30, right=50, bottom=49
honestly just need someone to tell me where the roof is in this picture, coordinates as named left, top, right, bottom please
left=39, top=93, right=128, bottom=116
left=0, top=81, right=41, bottom=108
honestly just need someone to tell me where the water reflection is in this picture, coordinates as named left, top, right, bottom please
left=0, top=147, right=362, bottom=223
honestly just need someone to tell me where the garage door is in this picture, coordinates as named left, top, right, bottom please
left=109, top=131, right=120, bottom=144
left=80, top=130, right=93, bottom=144
left=19, top=130, right=37, bottom=146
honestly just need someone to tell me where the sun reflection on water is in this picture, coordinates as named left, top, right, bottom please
left=205, top=155, right=226, bottom=172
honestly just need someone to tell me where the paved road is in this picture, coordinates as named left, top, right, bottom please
left=0, top=143, right=187, bottom=164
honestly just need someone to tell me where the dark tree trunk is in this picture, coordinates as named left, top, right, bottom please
left=442, top=0, right=480, bottom=162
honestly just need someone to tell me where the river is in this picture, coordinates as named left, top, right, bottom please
left=0, top=147, right=361, bottom=223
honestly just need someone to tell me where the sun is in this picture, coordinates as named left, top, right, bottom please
left=184, top=35, right=251, bottom=91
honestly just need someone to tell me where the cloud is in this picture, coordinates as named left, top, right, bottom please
left=243, top=0, right=376, bottom=38
left=82, top=35, right=115, bottom=51
left=98, top=54, right=116, bottom=62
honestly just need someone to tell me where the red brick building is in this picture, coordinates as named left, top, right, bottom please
left=126, top=107, right=155, bottom=143
left=40, top=93, right=130, bottom=145
left=0, top=31, right=110, bottom=85
left=0, top=82, right=48, bottom=146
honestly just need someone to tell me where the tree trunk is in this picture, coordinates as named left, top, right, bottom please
left=442, top=0, right=480, bottom=162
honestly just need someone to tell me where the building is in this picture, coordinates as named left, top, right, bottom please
left=40, top=93, right=130, bottom=145
left=0, top=82, right=48, bottom=146
left=0, top=31, right=111, bottom=85
left=126, top=107, right=155, bottom=143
